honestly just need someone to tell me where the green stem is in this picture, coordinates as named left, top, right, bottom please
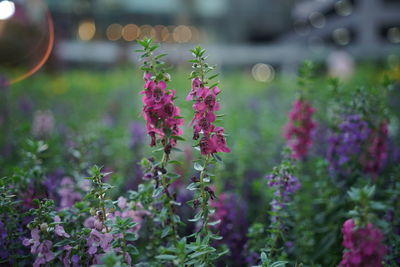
left=160, top=139, right=178, bottom=246
left=199, top=155, right=211, bottom=235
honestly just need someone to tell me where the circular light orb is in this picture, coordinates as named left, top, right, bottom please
left=106, top=23, right=122, bottom=41
left=189, top=26, right=200, bottom=42
left=333, top=28, right=351, bottom=45
left=251, top=63, right=275, bottom=83
left=309, top=12, right=325, bottom=29
left=335, top=0, right=352, bottom=16
left=173, top=25, right=191, bottom=43
left=139, top=24, right=156, bottom=39
left=122, top=24, right=139, bottom=41
left=154, top=25, right=166, bottom=42
left=388, top=27, right=400, bottom=44
left=78, top=20, right=96, bottom=41
left=0, top=1, right=15, bottom=20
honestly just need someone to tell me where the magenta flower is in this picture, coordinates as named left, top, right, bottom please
left=187, top=78, right=230, bottom=155
left=340, top=219, right=387, bottom=267
left=140, top=73, right=184, bottom=147
left=283, top=99, right=316, bottom=160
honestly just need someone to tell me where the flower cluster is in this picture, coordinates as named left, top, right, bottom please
left=266, top=173, right=301, bottom=203
left=283, top=99, right=316, bottom=159
left=23, top=228, right=55, bottom=267
left=57, top=177, right=81, bottom=209
left=340, top=219, right=387, bottom=267
left=141, top=73, right=184, bottom=148
left=362, top=121, right=388, bottom=174
left=32, top=110, right=55, bottom=138
left=187, top=78, right=230, bottom=155
left=327, top=114, right=370, bottom=173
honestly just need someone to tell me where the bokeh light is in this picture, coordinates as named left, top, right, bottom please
left=189, top=26, right=200, bottom=42
left=309, top=12, right=325, bottom=29
left=122, top=24, right=140, bottom=41
left=333, top=28, right=351, bottom=45
left=173, top=25, right=192, bottom=43
left=0, top=0, right=15, bottom=20
left=334, top=0, right=353, bottom=16
left=387, top=27, right=400, bottom=44
left=251, top=63, right=275, bottom=82
left=139, top=24, right=156, bottom=39
left=106, top=23, right=122, bottom=41
left=78, top=20, right=96, bottom=41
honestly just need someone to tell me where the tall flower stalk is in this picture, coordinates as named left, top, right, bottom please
left=136, top=38, right=184, bottom=249
left=185, top=46, right=230, bottom=266
left=264, top=150, right=300, bottom=260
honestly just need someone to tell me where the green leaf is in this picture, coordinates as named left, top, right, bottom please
left=152, top=187, right=163, bottom=197
left=194, top=163, right=204, bottom=171
left=156, top=254, right=177, bottom=260
left=161, top=226, right=171, bottom=238
left=208, top=73, right=219, bottom=80
left=125, top=232, right=137, bottom=241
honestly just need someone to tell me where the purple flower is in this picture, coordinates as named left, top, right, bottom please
left=266, top=173, right=301, bottom=202
left=54, top=216, right=70, bottom=238
left=0, top=220, right=9, bottom=259
left=58, top=177, right=81, bottom=209
left=87, top=229, right=113, bottom=255
left=23, top=228, right=55, bottom=267
left=130, top=122, right=145, bottom=150
left=210, top=193, right=248, bottom=266
left=32, top=110, right=55, bottom=137
left=327, top=114, right=371, bottom=175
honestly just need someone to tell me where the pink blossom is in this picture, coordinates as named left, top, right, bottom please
left=283, top=99, right=316, bottom=159
left=340, top=219, right=387, bottom=267
left=140, top=73, right=184, bottom=147
left=187, top=78, right=230, bottom=155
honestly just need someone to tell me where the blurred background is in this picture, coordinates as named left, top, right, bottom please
left=0, top=0, right=399, bottom=75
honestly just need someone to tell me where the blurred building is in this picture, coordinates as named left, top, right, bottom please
left=1, top=0, right=398, bottom=70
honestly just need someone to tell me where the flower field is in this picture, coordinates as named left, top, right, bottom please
left=0, top=42, right=399, bottom=266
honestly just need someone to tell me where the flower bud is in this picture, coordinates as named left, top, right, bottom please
left=40, top=223, right=48, bottom=232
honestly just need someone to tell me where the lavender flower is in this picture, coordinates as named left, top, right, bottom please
left=57, top=177, right=81, bottom=209
left=266, top=173, right=301, bottom=203
left=87, top=229, right=113, bottom=255
left=54, top=216, right=70, bottom=238
left=32, top=110, right=55, bottom=138
left=23, top=228, right=55, bottom=267
left=0, top=220, right=9, bottom=260
left=129, top=122, right=145, bottom=150
left=327, top=114, right=371, bottom=174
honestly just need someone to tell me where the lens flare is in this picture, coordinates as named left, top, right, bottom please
left=0, top=1, right=15, bottom=20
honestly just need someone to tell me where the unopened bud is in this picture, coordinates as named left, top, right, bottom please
left=40, top=223, right=48, bottom=232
